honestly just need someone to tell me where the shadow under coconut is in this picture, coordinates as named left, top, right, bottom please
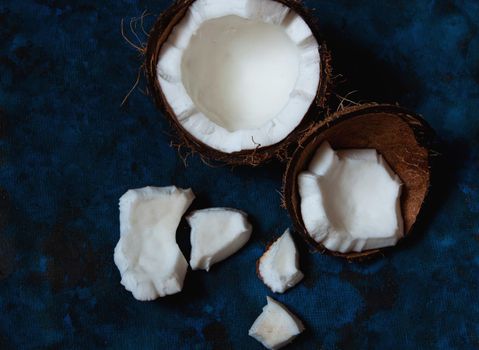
left=157, top=268, right=210, bottom=310
left=294, top=233, right=317, bottom=288
left=228, top=158, right=286, bottom=182
left=321, top=26, right=423, bottom=108
left=393, top=136, right=470, bottom=254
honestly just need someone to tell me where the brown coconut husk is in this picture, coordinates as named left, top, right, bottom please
left=283, top=103, right=436, bottom=260
left=144, top=0, right=333, bottom=166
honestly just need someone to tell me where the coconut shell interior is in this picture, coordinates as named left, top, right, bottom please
left=284, top=104, right=435, bottom=260
left=144, top=0, right=332, bottom=166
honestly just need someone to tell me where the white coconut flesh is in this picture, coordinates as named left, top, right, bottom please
left=187, top=208, right=252, bottom=271
left=258, top=229, right=303, bottom=293
left=113, top=186, right=195, bottom=301
left=249, top=296, right=304, bottom=350
left=298, top=141, right=404, bottom=253
left=158, top=0, right=320, bottom=153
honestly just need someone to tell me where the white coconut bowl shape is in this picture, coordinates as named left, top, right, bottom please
left=145, top=0, right=331, bottom=165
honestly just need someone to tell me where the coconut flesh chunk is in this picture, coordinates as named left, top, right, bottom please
left=113, top=186, right=194, bottom=301
left=258, top=229, right=303, bottom=293
left=158, top=0, right=320, bottom=153
left=187, top=208, right=252, bottom=271
left=298, top=141, right=404, bottom=253
left=249, top=296, right=305, bottom=350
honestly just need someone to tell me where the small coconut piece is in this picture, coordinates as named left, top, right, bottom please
left=298, top=141, right=403, bottom=253
left=114, top=186, right=194, bottom=300
left=284, top=104, right=435, bottom=259
left=145, top=0, right=332, bottom=165
left=258, top=229, right=303, bottom=293
left=249, top=296, right=304, bottom=349
left=187, top=208, right=252, bottom=271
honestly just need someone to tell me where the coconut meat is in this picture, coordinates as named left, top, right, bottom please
left=249, top=296, right=304, bottom=350
left=298, top=141, right=403, bottom=253
left=258, top=229, right=303, bottom=293
left=114, top=186, right=195, bottom=300
left=158, top=0, right=320, bottom=153
left=187, top=208, right=252, bottom=271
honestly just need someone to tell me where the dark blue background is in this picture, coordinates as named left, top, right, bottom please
left=0, top=0, right=478, bottom=349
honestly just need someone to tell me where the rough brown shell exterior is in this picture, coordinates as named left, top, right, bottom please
left=283, top=103, right=436, bottom=260
left=144, top=0, right=333, bottom=166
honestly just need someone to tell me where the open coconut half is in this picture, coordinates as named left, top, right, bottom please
left=284, top=104, right=435, bottom=259
left=145, top=0, right=332, bottom=165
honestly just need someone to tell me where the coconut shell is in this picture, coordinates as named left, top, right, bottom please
left=283, top=104, right=436, bottom=260
left=144, top=0, right=333, bottom=166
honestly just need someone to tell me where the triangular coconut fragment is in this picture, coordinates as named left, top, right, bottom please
left=187, top=208, right=252, bottom=271
left=113, top=186, right=194, bottom=301
left=249, top=296, right=304, bottom=350
left=258, top=229, right=303, bottom=293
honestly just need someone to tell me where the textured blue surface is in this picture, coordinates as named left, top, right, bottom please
left=0, top=0, right=478, bottom=349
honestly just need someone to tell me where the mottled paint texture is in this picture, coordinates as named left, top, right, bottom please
left=0, top=0, right=478, bottom=349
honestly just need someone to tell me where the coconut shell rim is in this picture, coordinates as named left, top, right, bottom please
left=144, top=0, right=333, bottom=166
left=283, top=103, right=436, bottom=261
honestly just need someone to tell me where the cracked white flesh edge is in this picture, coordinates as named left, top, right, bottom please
left=187, top=208, right=252, bottom=271
left=258, top=229, right=303, bottom=293
left=114, top=186, right=194, bottom=300
left=298, top=141, right=404, bottom=253
left=249, top=296, right=305, bottom=350
left=157, top=0, right=320, bottom=153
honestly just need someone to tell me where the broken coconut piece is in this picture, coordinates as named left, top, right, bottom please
left=114, top=186, right=194, bottom=301
left=187, top=208, right=252, bottom=271
left=258, top=229, right=303, bottom=293
left=249, top=296, right=304, bottom=350
left=284, top=104, right=434, bottom=259
left=298, top=141, right=403, bottom=253
left=145, top=0, right=332, bottom=165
